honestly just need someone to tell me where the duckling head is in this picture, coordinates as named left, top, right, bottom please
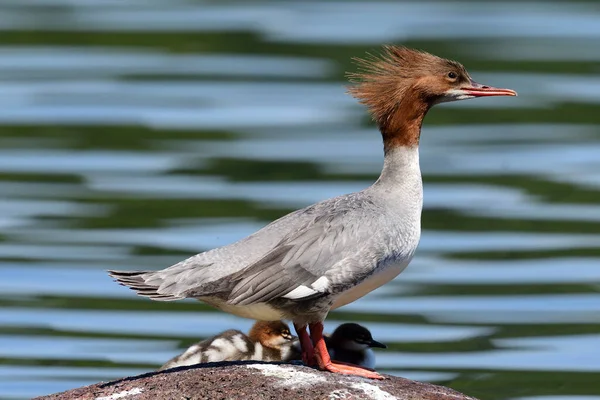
left=329, top=323, right=387, bottom=351
left=249, top=320, right=297, bottom=350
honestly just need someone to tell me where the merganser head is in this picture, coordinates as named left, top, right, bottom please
left=329, top=323, right=386, bottom=351
left=248, top=320, right=297, bottom=350
left=347, top=45, right=517, bottom=150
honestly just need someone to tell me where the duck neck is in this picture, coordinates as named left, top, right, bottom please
left=369, top=144, right=422, bottom=199
left=371, top=90, right=427, bottom=188
left=379, top=88, right=429, bottom=152
left=379, top=143, right=420, bottom=177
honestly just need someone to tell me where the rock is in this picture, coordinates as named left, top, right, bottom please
left=34, top=361, right=478, bottom=400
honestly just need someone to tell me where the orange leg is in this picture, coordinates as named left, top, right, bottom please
left=294, top=323, right=316, bottom=367
left=309, top=321, right=384, bottom=380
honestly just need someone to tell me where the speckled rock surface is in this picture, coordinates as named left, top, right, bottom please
left=34, top=361, right=479, bottom=400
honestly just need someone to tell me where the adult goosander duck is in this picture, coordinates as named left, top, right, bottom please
left=159, top=320, right=298, bottom=370
left=109, top=45, right=516, bottom=379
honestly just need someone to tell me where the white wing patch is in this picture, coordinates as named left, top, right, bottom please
left=252, top=343, right=264, bottom=360
left=184, top=353, right=202, bottom=366
left=283, top=285, right=318, bottom=299
left=182, top=344, right=200, bottom=357
left=205, top=338, right=236, bottom=362
left=282, top=276, right=330, bottom=300
left=231, top=334, right=248, bottom=353
left=210, top=338, right=229, bottom=350
left=204, top=348, right=222, bottom=362
left=311, top=276, right=330, bottom=291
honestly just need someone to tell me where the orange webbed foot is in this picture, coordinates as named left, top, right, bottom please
left=321, top=360, right=385, bottom=380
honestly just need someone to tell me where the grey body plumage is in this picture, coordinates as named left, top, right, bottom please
left=109, top=147, right=422, bottom=325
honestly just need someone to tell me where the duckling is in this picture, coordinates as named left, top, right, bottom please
left=326, top=323, right=386, bottom=369
left=159, top=320, right=297, bottom=370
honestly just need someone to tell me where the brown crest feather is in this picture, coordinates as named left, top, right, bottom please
left=347, top=45, right=466, bottom=150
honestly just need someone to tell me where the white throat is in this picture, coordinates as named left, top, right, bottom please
left=375, top=145, right=421, bottom=187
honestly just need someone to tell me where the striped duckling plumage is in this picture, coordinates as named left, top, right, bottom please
left=160, top=320, right=298, bottom=370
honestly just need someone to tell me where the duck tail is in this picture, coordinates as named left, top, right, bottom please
left=107, top=270, right=181, bottom=301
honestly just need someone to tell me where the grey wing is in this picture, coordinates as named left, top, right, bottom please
left=218, top=210, right=382, bottom=306
left=110, top=196, right=387, bottom=305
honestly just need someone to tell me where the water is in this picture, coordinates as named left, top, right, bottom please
left=1, top=0, right=599, bottom=399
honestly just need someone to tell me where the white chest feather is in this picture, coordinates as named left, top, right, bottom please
left=331, top=256, right=413, bottom=310
left=329, top=147, right=423, bottom=310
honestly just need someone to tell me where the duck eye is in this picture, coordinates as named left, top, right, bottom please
left=447, top=72, right=457, bottom=79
